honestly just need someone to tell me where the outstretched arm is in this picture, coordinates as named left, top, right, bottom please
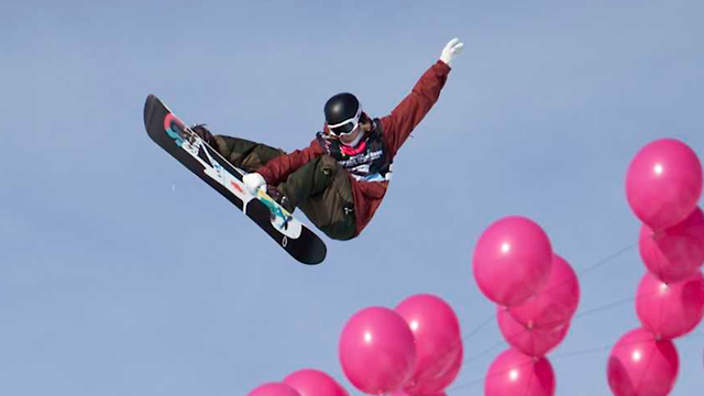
left=382, top=38, right=463, bottom=158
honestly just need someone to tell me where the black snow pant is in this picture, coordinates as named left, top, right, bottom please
left=212, top=135, right=357, bottom=241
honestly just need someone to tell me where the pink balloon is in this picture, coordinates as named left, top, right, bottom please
left=635, top=270, right=704, bottom=340
left=607, top=328, right=679, bottom=396
left=390, top=391, right=447, bottom=396
left=473, top=216, right=554, bottom=306
left=497, top=307, right=569, bottom=357
left=508, top=254, right=580, bottom=329
left=338, top=306, right=416, bottom=395
left=283, top=369, right=349, bottom=396
left=626, top=138, right=703, bottom=231
left=395, top=294, right=462, bottom=395
left=484, top=348, right=555, bottom=396
left=247, top=382, right=301, bottom=396
left=639, top=207, right=704, bottom=283
left=410, top=345, right=463, bottom=394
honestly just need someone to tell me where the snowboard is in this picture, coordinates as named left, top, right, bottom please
left=143, top=94, right=326, bottom=265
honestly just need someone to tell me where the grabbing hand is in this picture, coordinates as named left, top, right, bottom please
left=440, top=37, right=464, bottom=66
left=243, top=172, right=266, bottom=195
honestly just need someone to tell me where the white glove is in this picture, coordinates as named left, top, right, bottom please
left=242, top=172, right=266, bottom=195
left=440, top=37, right=464, bottom=66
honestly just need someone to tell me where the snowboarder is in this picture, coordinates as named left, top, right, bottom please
left=193, top=38, right=464, bottom=241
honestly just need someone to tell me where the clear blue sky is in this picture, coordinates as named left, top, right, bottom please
left=1, top=1, right=703, bottom=395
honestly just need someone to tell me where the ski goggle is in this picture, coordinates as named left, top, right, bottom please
left=327, top=107, right=362, bottom=137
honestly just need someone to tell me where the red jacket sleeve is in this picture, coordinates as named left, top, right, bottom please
left=256, top=138, right=324, bottom=185
left=380, top=60, right=451, bottom=158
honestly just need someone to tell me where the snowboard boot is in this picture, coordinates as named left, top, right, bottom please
left=190, top=123, right=217, bottom=146
left=266, top=185, right=296, bottom=214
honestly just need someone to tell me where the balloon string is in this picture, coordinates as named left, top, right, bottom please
left=461, top=314, right=495, bottom=341
left=572, top=295, right=636, bottom=319
left=463, top=339, right=505, bottom=363
left=577, top=243, right=636, bottom=275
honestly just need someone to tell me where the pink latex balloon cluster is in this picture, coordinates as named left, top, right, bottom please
left=473, top=216, right=579, bottom=395
left=338, top=294, right=463, bottom=395
left=502, top=254, right=580, bottom=357
left=247, top=369, right=349, bottom=396
left=607, top=138, right=704, bottom=396
left=627, top=139, right=704, bottom=283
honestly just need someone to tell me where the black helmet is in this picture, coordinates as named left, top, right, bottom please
left=324, top=93, right=361, bottom=135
